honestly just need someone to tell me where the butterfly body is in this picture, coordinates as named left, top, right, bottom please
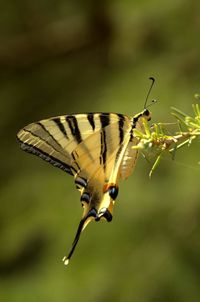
left=17, top=108, right=151, bottom=264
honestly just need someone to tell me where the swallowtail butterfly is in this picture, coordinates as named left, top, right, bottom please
left=17, top=79, right=154, bottom=265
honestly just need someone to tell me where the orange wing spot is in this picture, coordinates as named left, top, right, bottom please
left=103, top=183, right=117, bottom=193
left=103, top=183, right=119, bottom=200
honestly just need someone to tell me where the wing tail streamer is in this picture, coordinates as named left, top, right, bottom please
left=62, top=208, right=97, bottom=266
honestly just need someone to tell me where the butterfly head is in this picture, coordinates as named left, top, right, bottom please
left=141, top=108, right=151, bottom=121
left=133, top=108, right=151, bottom=125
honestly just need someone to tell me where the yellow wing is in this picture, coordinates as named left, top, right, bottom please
left=17, top=113, right=127, bottom=174
left=17, top=109, right=151, bottom=265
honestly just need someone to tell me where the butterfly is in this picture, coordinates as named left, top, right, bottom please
left=17, top=78, right=155, bottom=265
left=17, top=108, right=151, bottom=264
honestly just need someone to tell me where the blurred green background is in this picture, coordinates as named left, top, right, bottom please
left=0, top=0, right=200, bottom=301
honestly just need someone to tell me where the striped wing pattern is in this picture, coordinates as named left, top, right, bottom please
left=17, top=113, right=130, bottom=176
left=17, top=110, right=151, bottom=265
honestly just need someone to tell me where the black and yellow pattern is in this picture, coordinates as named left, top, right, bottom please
left=17, top=109, right=151, bottom=265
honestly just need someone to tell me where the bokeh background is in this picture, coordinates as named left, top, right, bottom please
left=0, top=1, right=200, bottom=301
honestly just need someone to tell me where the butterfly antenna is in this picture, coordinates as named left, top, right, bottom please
left=144, top=77, right=155, bottom=109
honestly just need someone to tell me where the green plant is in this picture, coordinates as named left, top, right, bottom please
left=133, top=98, right=200, bottom=177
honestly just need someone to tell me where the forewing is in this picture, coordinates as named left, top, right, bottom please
left=17, top=113, right=130, bottom=178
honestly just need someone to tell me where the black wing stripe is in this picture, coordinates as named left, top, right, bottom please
left=117, top=114, right=125, bottom=144
left=17, top=139, right=73, bottom=175
left=99, top=113, right=110, bottom=168
left=66, top=116, right=82, bottom=144
left=36, top=122, right=63, bottom=148
left=87, top=113, right=95, bottom=131
left=53, top=118, right=69, bottom=139
left=115, top=143, right=124, bottom=162
left=130, top=117, right=138, bottom=142
left=130, top=128, right=134, bottom=142
left=22, top=128, right=66, bottom=157
left=71, top=151, right=81, bottom=172
left=101, top=131, right=107, bottom=168
left=99, top=113, right=110, bottom=128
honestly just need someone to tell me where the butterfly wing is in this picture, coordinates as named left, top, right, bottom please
left=17, top=112, right=130, bottom=173
left=71, top=113, right=132, bottom=212
left=17, top=110, right=152, bottom=265
left=17, top=112, right=133, bottom=263
left=61, top=113, right=133, bottom=264
left=64, top=111, right=152, bottom=265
